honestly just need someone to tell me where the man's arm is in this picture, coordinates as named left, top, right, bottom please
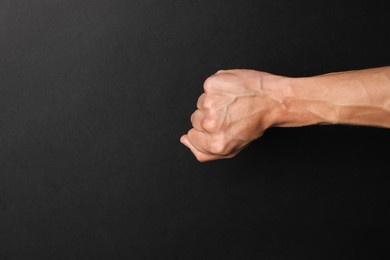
left=181, top=67, right=390, bottom=162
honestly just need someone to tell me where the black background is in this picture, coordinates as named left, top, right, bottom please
left=1, top=1, right=390, bottom=259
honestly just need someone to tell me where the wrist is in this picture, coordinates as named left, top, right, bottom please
left=275, top=76, right=338, bottom=127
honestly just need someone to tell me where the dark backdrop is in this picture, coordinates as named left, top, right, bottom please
left=1, top=1, right=389, bottom=259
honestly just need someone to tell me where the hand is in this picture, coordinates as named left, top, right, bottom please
left=180, top=69, right=287, bottom=162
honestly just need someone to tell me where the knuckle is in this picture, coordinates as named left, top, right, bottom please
left=202, top=116, right=218, bottom=132
left=187, top=128, right=196, bottom=141
left=190, top=110, right=200, bottom=123
left=196, top=94, right=205, bottom=109
left=202, top=98, right=213, bottom=110
left=208, top=136, right=226, bottom=155
left=203, top=76, right=216, bottom=92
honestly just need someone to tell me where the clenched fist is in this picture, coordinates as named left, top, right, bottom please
left=180, top=69, right=289, bottom=162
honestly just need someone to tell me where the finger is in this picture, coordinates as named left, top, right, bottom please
left=187, top=128, right=229, bottom=156
left=196, top=93, right=206, bottom=110
left=180, top=134, right=221, bottom=162
left=190, top=109, right=204, bottom=131
left=186, top=128, right=211, bottom=154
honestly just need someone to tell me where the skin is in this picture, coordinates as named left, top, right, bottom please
left=180, top=66, right=390, bottom=162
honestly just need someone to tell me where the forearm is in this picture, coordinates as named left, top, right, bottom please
left=276, top=67, right=390, bottom=128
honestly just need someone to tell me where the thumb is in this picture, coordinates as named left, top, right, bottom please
left=180, top=134, right=189, bottom=146
left=180, top=134, right=220, bottom=162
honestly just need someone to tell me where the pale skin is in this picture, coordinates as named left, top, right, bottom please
left=180, top=66, right=390, bottom=162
